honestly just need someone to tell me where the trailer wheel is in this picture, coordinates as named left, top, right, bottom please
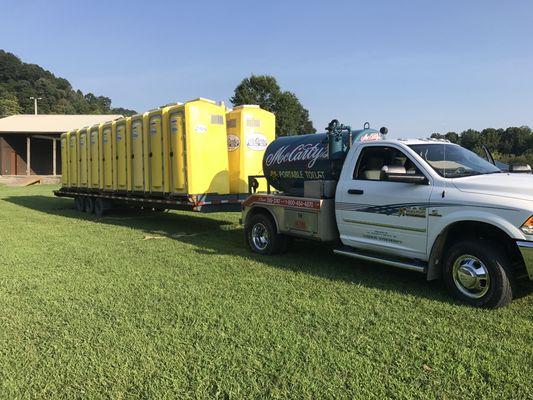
left=84, top=197, right=95, bottom=214
left=443, top=240, right=514, bottom=308
left=94, top=198, right=105, bottom=218
left=245, top=213, right=286, bottom=255
left=75, top=196, right=85, bottom=212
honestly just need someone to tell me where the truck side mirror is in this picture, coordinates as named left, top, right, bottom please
left=509, top=163, right=532, bottom=174
left=381, top=166, right=427, bottom=184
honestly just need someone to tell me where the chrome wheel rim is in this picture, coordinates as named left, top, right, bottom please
left=452, top=254, right=490, bottom=299
left=251, top=223, right=269, bottom=251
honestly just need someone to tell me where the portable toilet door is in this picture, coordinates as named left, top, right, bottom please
left=182, top=98, right=229, bottom=195
left=165, top=104, right=187, bottom=194
left=113, top=118, right=129, bottom=192
left=88, top=124, right=100, bottom=190
left=146, top=109, right=165, bottom=193
left=101, top=122, right=114, bottom=191
left=129, top=114, right=145, bottom=192
left=77, top=128, right=89, bottom=188
left=227, top=105, right=275, bottom=194
left=60, top=133, right=69, bottom=187
left=68, top=131, right=78, bottom=188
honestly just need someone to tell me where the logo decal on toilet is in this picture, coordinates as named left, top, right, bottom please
left=246, top=133, right=268, bottom=151
left=227, top=134, right=240, bottom=151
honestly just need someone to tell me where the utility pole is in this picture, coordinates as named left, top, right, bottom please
left=29, top=96, right=42, bottom=115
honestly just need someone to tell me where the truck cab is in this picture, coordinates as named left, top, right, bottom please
left=243, top=136, right=533, bottom=308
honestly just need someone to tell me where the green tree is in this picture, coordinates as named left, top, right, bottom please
left=0, top=95, right=21, bottom=117
left=110, top=107, right=136, bottom=117
left=459, top=129, right=481, bottom=150
left=0, top=49, right=136, bottom=116
left=444, top=131, right=459, bottom=143
left=479, top=128, right=502, bottom=151
left=500, top=126, right=531, bottom=155
left=231, top=75, right=315, bottom=136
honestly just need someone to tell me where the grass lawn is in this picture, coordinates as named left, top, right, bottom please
left=0, top=184, right=531, bottom=399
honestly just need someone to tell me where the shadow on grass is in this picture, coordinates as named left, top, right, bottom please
left=4, top=194, right=477, bottom=305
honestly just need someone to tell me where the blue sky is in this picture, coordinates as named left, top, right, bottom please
left=1, top=0, right=532, bottom=137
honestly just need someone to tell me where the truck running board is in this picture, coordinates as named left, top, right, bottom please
left=333, top=248, right=426, bottom=274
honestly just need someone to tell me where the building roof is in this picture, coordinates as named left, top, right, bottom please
left=0, top=114, right=123, bottom=134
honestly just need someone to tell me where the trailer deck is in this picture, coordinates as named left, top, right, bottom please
left=54, top=188, right=247, bottom=214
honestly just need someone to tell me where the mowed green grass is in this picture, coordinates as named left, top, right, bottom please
left=0, top=184, right=531, bottom=399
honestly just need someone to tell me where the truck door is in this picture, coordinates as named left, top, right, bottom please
left=336, top=144, right=433, bottom=259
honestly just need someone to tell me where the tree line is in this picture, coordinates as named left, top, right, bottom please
left=0, top=50, right=136, bottom=117
left=431, top=126, right=533, bottom=167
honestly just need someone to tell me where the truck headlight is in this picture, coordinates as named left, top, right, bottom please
left=521, top=216, right=533, bottom=235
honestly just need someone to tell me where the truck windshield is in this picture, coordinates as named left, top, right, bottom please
left=409, top=143, right=501, bottom=178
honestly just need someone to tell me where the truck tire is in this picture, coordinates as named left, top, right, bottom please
left=75, top=196, right=85, bottom=212
left=443, top=240, right=514, bottom=308
left=84, top=197, right=95, bottom=214
left=245, top=213, right=286, bottom=255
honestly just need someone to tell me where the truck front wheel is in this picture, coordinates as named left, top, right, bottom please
left=443, top=240, right=514, bottom=308
left=245, top=213, right=286, bottom=255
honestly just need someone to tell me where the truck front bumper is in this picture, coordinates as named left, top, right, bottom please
left=517, top=240, right=533, bottom=280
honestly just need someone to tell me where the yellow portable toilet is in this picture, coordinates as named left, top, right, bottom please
left=144, top=108, right=168, bottom=193
left=100, top=121, right=114, bottom=191
left=88, top=124, right=101, bottom=190
left=113, top=117, right=129, bottom=191
left=77, top=128, right=89, bottom=188
left=68, top=130, right=78, bottom=188
left=163, top=98, right=229, bottom=196
left=163, top=104, right=185, bottom=194
left=60, top=132, right=69, bottom=187
left=128, top=113, right=146, bottom=192
left=226, top=105, right=275, bottom=194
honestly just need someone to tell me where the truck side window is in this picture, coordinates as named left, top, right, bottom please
left=353, top=146, right=420, bottom=180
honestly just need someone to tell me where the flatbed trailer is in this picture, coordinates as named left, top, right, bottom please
left=54, top=187, right=249, bottom=216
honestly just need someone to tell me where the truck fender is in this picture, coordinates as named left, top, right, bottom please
left=426, top=216, right=522, bottom=281
left=244, top=206, right=281, bottom=234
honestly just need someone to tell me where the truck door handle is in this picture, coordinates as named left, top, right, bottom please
left=348, top=189, right=364, bottom=195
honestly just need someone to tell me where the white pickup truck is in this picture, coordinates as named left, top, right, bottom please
left=243, top=138, right=533, bottom=308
